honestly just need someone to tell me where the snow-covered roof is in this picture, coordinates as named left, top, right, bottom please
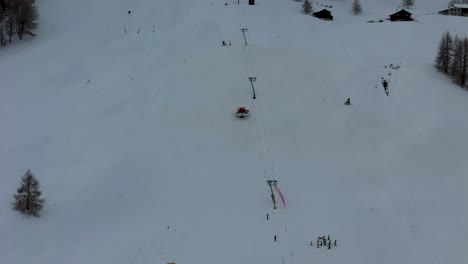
left=451, top=4, right=468, bottom=9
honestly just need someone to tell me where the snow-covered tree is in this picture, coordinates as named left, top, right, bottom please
left=352, top=0, right=362, bottom=15
left=435, top=31, right=453, bottom=73
left=302, top=0, right=312, bottom=14
left=401, top=0, right=415, bottom=9
left=12, top=170, right=45, bottom=217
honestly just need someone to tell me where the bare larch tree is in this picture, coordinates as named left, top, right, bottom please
left=8, top=0, right=38, bottom=40
left=401, top=0, right=415, bottom=9
left=302, top=0, right=312, bottom=14
left=435, top=31, right=453, bottom=73
left=352, top=0, right=362, bottom=15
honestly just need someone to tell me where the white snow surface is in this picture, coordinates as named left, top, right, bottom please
left=1, top=0, right=467, bottom=263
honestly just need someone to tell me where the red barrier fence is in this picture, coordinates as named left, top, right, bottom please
left=274, top=185, right=286, bottom=208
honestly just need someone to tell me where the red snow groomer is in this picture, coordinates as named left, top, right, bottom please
left=235, top=106, right=250, bottom=118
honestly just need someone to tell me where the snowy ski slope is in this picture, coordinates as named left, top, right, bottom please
left=0, top=0, right=467, bottom=263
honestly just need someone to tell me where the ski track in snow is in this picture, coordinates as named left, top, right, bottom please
left=1, top=0, right=468, bottom=263
left=237, top=6, right=294, bottom=263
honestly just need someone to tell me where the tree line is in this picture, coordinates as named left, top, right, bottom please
left=435, top=32, right=468, bottom=88
left=0, top=0, right=39, bottom=47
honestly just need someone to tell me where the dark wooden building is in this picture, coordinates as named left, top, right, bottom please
left=313, top=9, right=333, bottom=21
left=249, top=0, right=255, bottom=5
left=389, top=9, right=413, bottom=21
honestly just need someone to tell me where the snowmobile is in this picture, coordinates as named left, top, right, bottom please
left=235, top=106, right=250, bottom=118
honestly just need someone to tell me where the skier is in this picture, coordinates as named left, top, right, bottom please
left=274, top=235, right=277, bottom=242
left=334, top=240, right=337, bottom=246
left=382, top=79, right=389, bottom=89
left=222, top=40, right=226, bottom=46
left=344, top=98, right=351, bottom=105
left=267, top=213, right=269, bottom=220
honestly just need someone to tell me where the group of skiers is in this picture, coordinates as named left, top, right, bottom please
left=221, top=40, right=232, bottom=46
left=310, top=235, right=337, bottom=249
left=382, top=78, right=389, bottom=96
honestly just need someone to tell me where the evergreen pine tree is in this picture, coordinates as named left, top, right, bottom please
left=12, top=170, right=45, bottom=217
left=352, top=0, right=362, bottom=15
left=302, top=0, right=312, bottom=14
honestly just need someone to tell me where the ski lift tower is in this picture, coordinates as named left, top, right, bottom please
left=248, top=77, right=257, bottom=99
left=267, top=180, right=278, bottom=209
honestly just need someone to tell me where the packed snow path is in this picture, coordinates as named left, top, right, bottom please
left=237, top=3, right=314, bottom=263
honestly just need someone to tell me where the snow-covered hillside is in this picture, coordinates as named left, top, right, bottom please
left=1, top=0, right=467, bottom=263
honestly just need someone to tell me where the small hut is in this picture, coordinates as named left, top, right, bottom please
left=389, top=9, right=413, bottom=21
left=249, top=0, right=255, bottom=5
left=313, top=9, right=333, bottom=21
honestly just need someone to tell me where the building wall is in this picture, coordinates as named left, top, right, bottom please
left=442, top=7, right=468, bottom=16
left=390, top=13, right=411, bottom=21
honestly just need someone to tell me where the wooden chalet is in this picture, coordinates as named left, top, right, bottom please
left=439, top=4, right=468, bottom=17
left=389, top=9, right=413, bottom=21
left=313, top=9, right=333, bottom=21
